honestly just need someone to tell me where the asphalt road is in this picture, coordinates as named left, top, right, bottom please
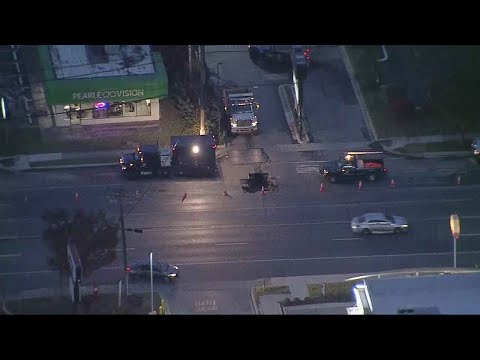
left=2, top=45, right=480, bottom=314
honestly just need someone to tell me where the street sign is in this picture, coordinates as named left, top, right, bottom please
left=450, top=214, right=460, bottom=240
left=67, top=241, right=83, bottom=283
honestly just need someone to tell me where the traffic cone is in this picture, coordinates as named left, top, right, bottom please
left=181, top=191, right=187, bottom=202
left=75, top=192, right=79, bottom=201
left=261, top=186, right=266, bottom=195
left=457, top=175, right=461, bottom=185
left=320, top=183, right=325, bottom=192
left=389, top=179, right=396, bottom=188
left=357, top=180, right=363, bottom=190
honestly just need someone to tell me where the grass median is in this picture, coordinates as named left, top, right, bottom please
left=253, top=285, right=290, bottom=306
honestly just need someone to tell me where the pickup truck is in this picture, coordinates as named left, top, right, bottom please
left=320, top=151, right=387, bottom=183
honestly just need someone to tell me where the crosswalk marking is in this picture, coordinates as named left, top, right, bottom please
left=296, top=164, right=320, bottom=174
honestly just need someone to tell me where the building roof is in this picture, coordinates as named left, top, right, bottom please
left=365, top=272, right=480, bottom=314
left=50, top=45, right=156, bottom=80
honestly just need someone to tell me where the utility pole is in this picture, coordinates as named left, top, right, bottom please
left=199, top=45, right=206, bottom=135
left=188, top=45, right=193, bottom=86
left=116, top=190, right=129, bottom=298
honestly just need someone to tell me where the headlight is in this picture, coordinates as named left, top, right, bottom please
left=232, top=123, right=237, bottom=128
left=168, top=273, right=177, bottom=277
left=474, top=149, right=479, bottom=155
left=192, top=145, right=200, bottom=154
left=400, top=224, right=408, bottom=228
left=252, top=120, right=258, bottom=126
left=351, top=224, right=358, bottom=228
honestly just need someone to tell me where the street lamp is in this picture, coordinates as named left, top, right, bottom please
left=150, top=252, right=154, bottom=313
left=450, top=214, right=461, bottom=268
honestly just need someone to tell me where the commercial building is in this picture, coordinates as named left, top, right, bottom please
left=347, top=270, right=480, bottom=315
left=37, top=45, right=168, bottom=127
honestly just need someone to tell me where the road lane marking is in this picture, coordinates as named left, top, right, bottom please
left=0, top=253, right=22, bottom=258
left=130, top=197, right=475, bottom=216
left=332, top=237, right=362, bottom=241
left=3, top=249, right=480, bottom=275
left=114, top=247, right=135, bottom=251
left=137, top=215, right=480, bottom=232
left=460, top=234, right=480, bottom=237
left=215, top=242, right=248, bottom=246
left=174, top=250, right=480, bottom=266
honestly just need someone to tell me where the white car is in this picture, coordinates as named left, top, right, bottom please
left=351, top=212, right=408, bottom=235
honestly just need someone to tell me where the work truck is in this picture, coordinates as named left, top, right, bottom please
left=222, top=88, right=259, bottom=135
left=320, top=151, right=387, bottom=183
left=120, top=134, right=217, bottom=179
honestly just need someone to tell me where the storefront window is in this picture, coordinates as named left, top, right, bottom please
left=123, top=102, right=136, bottom=117
left=137, top=99, right=151, bottom=116
left=62, top=99, right=152, bottom=120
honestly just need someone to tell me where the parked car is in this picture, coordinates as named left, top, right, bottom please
left=129, top=260, right=179, bottom=283
left=351, top=212, right=409, bottom=235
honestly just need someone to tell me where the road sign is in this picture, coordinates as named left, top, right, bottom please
left=450, top=214, right=460, bottom=240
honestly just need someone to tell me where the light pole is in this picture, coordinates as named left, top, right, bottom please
left=450, top=214, right=460, bottom=268
left=150, top=252, right=154, bottom=313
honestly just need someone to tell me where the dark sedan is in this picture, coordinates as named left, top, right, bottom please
left=129, top=260, right=179, bottom=283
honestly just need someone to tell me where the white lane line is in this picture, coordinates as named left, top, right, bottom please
left=0, top=235, right=40, bottom=241
left=114, top=247, right=135, bottom=251
left=215, top=242, right=248, bottom=246
left=135, top=215, right=480, bottom=232
left=3, top=249, right=480, bottom=275
left=130, top=197, right=475, bottom=216
left=460, top=234, right=480, bottom=237
left=332, top=237, right=362, bottom=241
left=0, top=253, right=22, bottom=258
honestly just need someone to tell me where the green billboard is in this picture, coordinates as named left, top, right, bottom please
left=38, top=45, right=168, bottom=105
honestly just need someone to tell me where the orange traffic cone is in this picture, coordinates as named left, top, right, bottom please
left=389, top=179, right=396, bottom=188
left=75, top=192, right=80, bottom=201
left=320, top=183, right=325, bottom=192
left=457, top=175, right=461, bottom=185
left=357, top=180, right=363, bottom=190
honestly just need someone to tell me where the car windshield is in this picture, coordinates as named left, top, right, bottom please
left=358, top=216, right=366, bottom=223
left=231, top=103, right=253, bottom=113
left=385, top=215, right=394, bottom=222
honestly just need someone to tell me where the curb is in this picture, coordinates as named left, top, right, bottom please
left=250, top=285, right=261, bottom=315
left=17, top=146, right=229, bottom=172
left=278, top=84, right=307, bottom=144
left=340, top=45, right=378, bottom=142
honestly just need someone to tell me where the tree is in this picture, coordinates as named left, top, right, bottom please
left=42, top=209, right=120, bottom=278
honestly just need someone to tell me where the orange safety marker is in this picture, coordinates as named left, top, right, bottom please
left=357, top=180, right=363, bottom=190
